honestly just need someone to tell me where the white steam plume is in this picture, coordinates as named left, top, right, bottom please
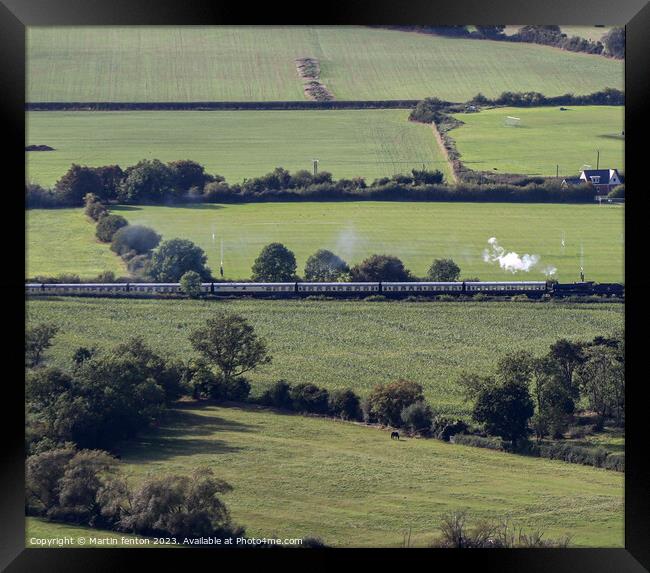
left=483, top=237, right=556, bottom=276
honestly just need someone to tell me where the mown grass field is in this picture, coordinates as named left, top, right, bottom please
left=26, top=202, right=624, bottom=282
left=26, top=109, right=451, bottom=187
left=27, top=26, right=623, bottom=102
left=26, top=517, right=148, bottom=548
left=450, top=106, right=625, bottom=177
left=25, top=404, right=622, bottom=548
left=26, top=209, right=124, bottom=278
left=27, top=297, right=623, bottom=416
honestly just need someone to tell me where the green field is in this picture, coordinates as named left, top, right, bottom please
left=25, top=403, right=621, bottom=548
left=26, top=109, right=451, bottom=187
left=27, top=26, right=623, bottom=102
left=26, top=517, right=148, bottom=548
left=26, top=208, right=124, bottom=278
left=26, top=202, right=624, bottom=282
left=27, top=297, right=623, bottom=416
left=450, top=106, right=624, bottom=177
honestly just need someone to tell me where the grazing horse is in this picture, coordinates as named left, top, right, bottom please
left=391, top=431, right=399, bottom=440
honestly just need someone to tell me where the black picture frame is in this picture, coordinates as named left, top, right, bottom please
left=2, top=1, right=648, bottom=570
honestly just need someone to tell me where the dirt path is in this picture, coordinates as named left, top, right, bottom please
left=430, top=122, right=458, bottom=184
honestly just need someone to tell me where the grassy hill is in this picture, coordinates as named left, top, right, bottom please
left=26, top=202, right=624, bottom=282
left=26, top=109, right=451, bottom=187
left=27, top=26, right=623, bottom=102
left=450, top=106, right=624, bottom=177
left=27, top=297, right=623, bottom=415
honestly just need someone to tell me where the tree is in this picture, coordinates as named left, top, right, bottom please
left=290, top=383, right=329, bottom=414
left=26, top=323, right=59, bottom=367
left=349, top=254, right=411, bottom=282
left=26, top=446, right=77, bottom=514
left=528, top=356, right=573, bottom=440
left=118, top=159, right=175, bottom=203
left=367, top=379, right=424, bottom=427
left=189, top=313, right=271, bottom=386
left=96, top=214, right=129, bottom=243
left=84, top=193, right=108, bottom=221
left=110, top=225, right=161, bottom=255
left=113, top=468, right=242, bottom=539
left=180, top=271, right=203, bottom=298
left=304, top=249, right=349, bottom=281
left=251, top=243, right=297, bottom=282
left=472, top=382, right=534, bottom=445
left=54, top=164, right=103, bottom=206
left=148, top=238, right=211, bottom=281
left=576, top=346, right=625, bottom=424
left=427, top=258, right=461, bottom=281
left=548, top=339, right=584, bottom=400
left=603, top=27, right=625, bottom=58
left=328, top=388, right=362, bottom=420
left=400, top=401, right=433, bottom=433
left=260, top=380, right=293, bottom=410
left=93, top=165, right=124, bottom=201
left=168, top=160, right=212, bottom=195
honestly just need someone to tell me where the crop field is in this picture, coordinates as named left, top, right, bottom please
left=26, top=109, right=451, bottom=187
left=26, top=209, right=124, bottom=278
left=450, top=106, right=625, bottom=177
left=27, top=26, right=623, bottom=102
left=27, top=404, right=623, bottom=548
left=26, top=202, right=624, bottom=282
left=27, top=297, right=623, bottom=415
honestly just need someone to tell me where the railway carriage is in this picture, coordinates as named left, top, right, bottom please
left=297, top=282, right=380, bottom=295
left=213, top=282, right=296, bottom=295
left=382, top=282, right=464, bottom=294
left=464, top=281, right=548, bottom=295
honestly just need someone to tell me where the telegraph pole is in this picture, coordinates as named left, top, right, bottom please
left=312, top=159, right=319, bottom=176
left=596, top=149, right=600, bottom=170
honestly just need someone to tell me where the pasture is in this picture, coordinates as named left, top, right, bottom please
left=27, top=26, right=623, bottom=102
left=26, top=403, right=622, bottom=547
left=450, top=106, right=625, bottom=177
left=26, top=109, right=451, bottom=187
left=26, top=202, right=624, bottom=282
left=27, top=297, right=623, bottom=415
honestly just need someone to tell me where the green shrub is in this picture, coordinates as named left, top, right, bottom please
left=328, top=389, right=362, bottom=421
left=290, top=383, right=329, bottom=414
left=180, top=270, right=203, bottom=298
left=367, top=379, right=425, bottom=427
left=430, top=416, right=468, bottom=441
left=110, top=225, right=161, bottom=256
left=95, top=215, right=128, bottom=243
left=400, top=401, right=433, bottom=433
left=260, top=380, right=293, bottom=410
left=452, top=434, right=504, bottom=450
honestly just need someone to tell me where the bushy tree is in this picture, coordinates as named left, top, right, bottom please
left=349, top=254, right=411, bottom=282
left=427, top=258, right=461, bottom=281
left=400, top=400, right=433, bottom=433
left=260, top=380, right=293, bottom=410
left=26, top=323, right=59, bottom=367
left=168, top=159, right=212, bottom=194
left=84, top=193, right=108, bottom=221
left=304, top=249, right=349, bottom=281
left=251, top=243, right=297, bottom=282
left=95, top=214, right=128, bottom=243
left=290, top=383, right=330, bottom=414
left=367, top=379, right=424, bottom=427
left=189, top=313, right=271, bottom=386
left=603, top=27, right=625, bottom=58
left=548, top=339, right=585, bottom=400
left=411, top=168, right=444, bottom=185
left=111, top=468, right=243, bottom=539
left=180, top=270, right=203, bottom=298
left=118, top=159, right=175, bottom=203
left=148, top=238, right=211, bottom=281
left=576, top=346, right=625, bottom=424
left=54, top=164, right=103, bottom=206
left=110, top=225, right=161, bottom=255
left=328, top=388, right=362, bottom=420
left=472, top=382, right=534, bottom=445
left=93, top=165, right=124, bottom=201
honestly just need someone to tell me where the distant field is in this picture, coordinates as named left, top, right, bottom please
left=26, top=109, right=451, bottom=187
left=27, top=297, right=623, bottom=415
left=26, top=202, right=624, bottom=282
left=27, top=26, right=623, bottom=102
left=450, top=106, right=624, bottom=177
left=26, top=404, right=624, bottom=547
left=504, top=26, right=612, bottom=43
left=26, top=209, right=124, bottom=278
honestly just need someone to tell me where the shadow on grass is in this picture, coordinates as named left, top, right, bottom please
left=119, top=407, right=254, bottom=463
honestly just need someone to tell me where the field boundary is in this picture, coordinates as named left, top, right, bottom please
left=26, top=100, right=421, bottom=112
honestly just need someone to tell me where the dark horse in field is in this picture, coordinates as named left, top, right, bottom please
left=390, top=431, right=399, bottom=440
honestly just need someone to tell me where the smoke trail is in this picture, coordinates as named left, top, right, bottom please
left=483, top=237, right=556, bottom=276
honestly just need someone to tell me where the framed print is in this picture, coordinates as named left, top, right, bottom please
left=2, top=0, right=649, bottom=570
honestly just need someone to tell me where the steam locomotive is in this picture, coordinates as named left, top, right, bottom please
left=25, top=280, right=624, bottom=298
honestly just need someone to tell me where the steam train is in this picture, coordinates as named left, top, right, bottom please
left=25, top=280, right=624, bottom=298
